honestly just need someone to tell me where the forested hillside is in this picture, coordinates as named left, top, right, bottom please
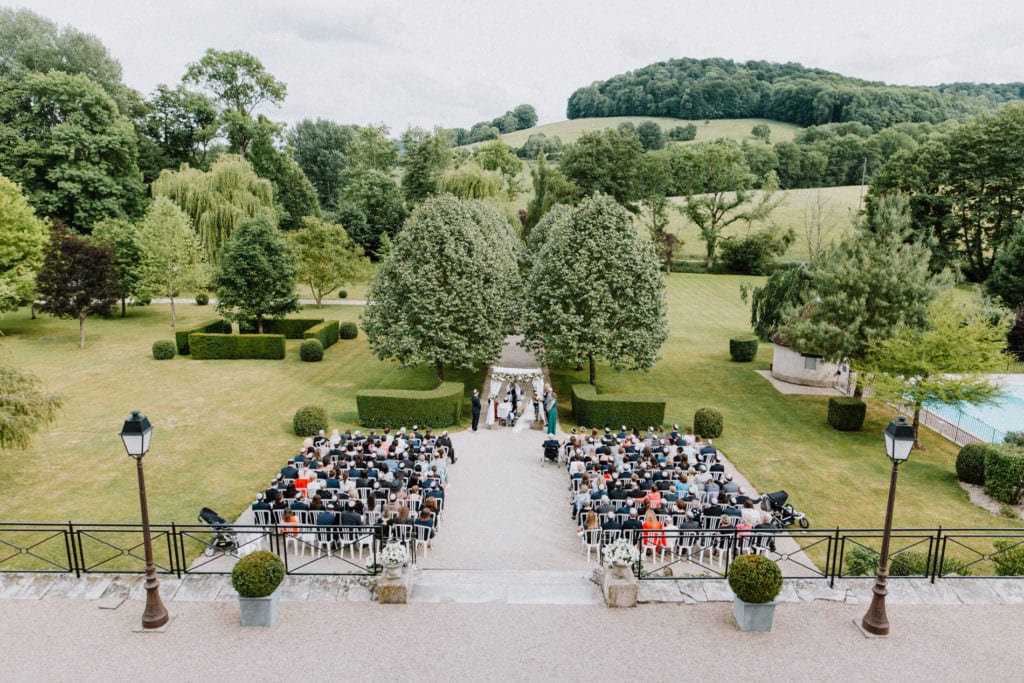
left=567, top=58, right=1023, bottom=131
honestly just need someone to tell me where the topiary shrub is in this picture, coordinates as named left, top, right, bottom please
left=300, top=339, right=324, bottom=362
left=993, top=540, right=1024, bottom=576
left=339, top=321, right=358, bottom=340
left=693, top=407, right=723, bottom=439
left=293, top=404, right=328, bottom=436
left=727, top=554, right=782, bottom=603
left=338, top=289, right=347, bottom=299
left=827, top=397, right=866, bottom=431
left=152, top=340, right=176, bottom=360
left=194, top=292, right=209, bottom=306
left=231, top=550, right=285, bottom=598
left=729, top=335, right=759, bottom=362
left=175, top=318, right=232, bottom=354
left=956, top=443, right=990, bottom=485
left=303, top=320, right=339, bottom=349
left=984, top=445, right=1024, bottom=504
left=189, top=333, right=286, bottom=360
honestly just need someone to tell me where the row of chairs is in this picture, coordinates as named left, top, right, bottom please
left=580, top=527, right=774, bottom=567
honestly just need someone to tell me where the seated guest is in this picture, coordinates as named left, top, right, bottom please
left=280, top=509, right=299, bottom=538
left=641, top=508, right=665, bottom=552
left=621, top=508, right=643, bottom=543
left=290, top=493, right=310, bottom=512
left=415, top=508, right=436, bottom=542
left=280, top=460, right=299, bottom=480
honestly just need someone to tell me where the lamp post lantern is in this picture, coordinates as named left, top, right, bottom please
left=861, top=416, right=915, bottom=636
left=120, top=410, right=169, bottom=630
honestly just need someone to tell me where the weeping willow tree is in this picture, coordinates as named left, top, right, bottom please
left=437, top=161, right=503, bottom=200
left=0, top=365, right=62, bottom=450
left=151, top=154, right=275, bottom=262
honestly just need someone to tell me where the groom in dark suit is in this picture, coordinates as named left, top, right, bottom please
left=471, top=389, right=482, bottom=431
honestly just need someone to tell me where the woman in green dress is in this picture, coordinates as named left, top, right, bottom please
left=546, top=391, right=558, bottom=435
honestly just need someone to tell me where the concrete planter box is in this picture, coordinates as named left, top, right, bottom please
left=238, top=587, right=281, bottom=627
left=732, top=597, right=776, bottom=632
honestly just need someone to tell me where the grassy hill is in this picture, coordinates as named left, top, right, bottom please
left=500, top=117, right=801, bottom=147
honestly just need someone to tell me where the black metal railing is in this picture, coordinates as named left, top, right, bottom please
left=0, top=522, right=416, bottom=577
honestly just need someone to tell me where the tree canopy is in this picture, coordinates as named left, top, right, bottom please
left=558, top=128, right=644, bottom=206
left=290, top=216, right=367, bottom=307
left=0, top=364, right=62, bottom=450
left=0, top=173, right=48, bottom=313
left=400, top=128, right=451, bottom=205
left=361, top=195, right=519, bottom=382
left=136, top=196, right=207, bottom=327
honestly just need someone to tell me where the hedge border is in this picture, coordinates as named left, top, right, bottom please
left=175, top=318, right=231, bottom=355
left=303, top=320, right=340, bottom=349
left=356, top=382, right=464, bottom=428
left=188, top=333, right=286, bottom=360
left=570, top=384, right=666, bottom=430
left=258, top=318, right=324, bottom=339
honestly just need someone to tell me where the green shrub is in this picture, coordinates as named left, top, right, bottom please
left=230, top=550, right=285, bottom=598
left=293, top=404, right=328, bottom=436
left=259, top=318, right=324, bottom=339
left=189, top=333, right=286, bottom=360
left=845, top=545, right=971, bottom=577
left=955, top=443, right=990, bottom=485
left=175, top=318, right=231, bottom=355
left=570, top=384, right=666, bottom=430
left=300, top=339, right=324, bottom=362
left=693, top=407, right=723, bottom=439
left=151, top=340, right=176, bottom=360
left=134, top=295, right=151, bottom=306
left=844, top=545, right=880, bottom=576
left=338, top=289, right=347, bottom=299
left=827, top=397, right=866, bottom=431
left=984, top=446, right=1024, bottom=504
left=357, top=382, right=463, bottom=428
left=1005, top=431, right=1024, bottom=448
left=727, top=554, right=782, bottom=603
left=993, top=540, right=1024, bottom=576
left=729, top=335, right=759, bottom=362
left=339, top=321, right=358, bottom=340
left=194, top=292, right=209, bottom=306
left=303, top=320, right=339, bottom=349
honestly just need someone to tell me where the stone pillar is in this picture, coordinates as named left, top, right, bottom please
left=376, top=567, right=412, bottom=604
left=602, top=565, right=638, bottom=608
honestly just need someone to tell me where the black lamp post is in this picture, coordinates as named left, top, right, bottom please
left=120, top=410, right=169, bottom=630
left=861, top=415, right=915, bottom=636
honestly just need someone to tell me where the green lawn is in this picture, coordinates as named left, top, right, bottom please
left=499, top=117, right=802, bottom=147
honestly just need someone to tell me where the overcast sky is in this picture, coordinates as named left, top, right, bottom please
left=12, top=0, right=1024, bottom=132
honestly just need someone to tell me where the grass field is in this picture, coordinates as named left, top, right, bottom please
left=665, top=185, right=866, bottom=262
left=500, top=117, right=802, bottom=148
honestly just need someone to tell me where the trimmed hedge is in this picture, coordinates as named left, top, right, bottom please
left=339, top=321, right=358, bottom=340
left=152, top=340, right=176, bottom=360
left=984, top=446, right=1024, bottom=504
left=303, top=320, right=339, bottom=349
left=175, top=318, right=231, bottom=354
left=956, top=443, right=991, bottom=485
left=300, top=339, right=324, bottom=362
left=194, top=292, right=209, bottom=306
left=231, top=550, right=285, bottom=597
left=727, top=554, right=782, bottom=603
left=357, top=382, right=464, bottom=428
left=827, top=397, right=866, bottom=431
left=189, top=333, right=286, bottom=360
left=729, top=335, right=759, bottom=362
left=258, top=318, right=324, bottom=339
left=293, top=405, right=328, bottom=436
left=694, top=407, right=724, bottom=439
left=570, top=384, right=666, bottom=430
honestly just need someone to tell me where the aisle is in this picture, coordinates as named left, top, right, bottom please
left=415, top=426, right=588, bottom=570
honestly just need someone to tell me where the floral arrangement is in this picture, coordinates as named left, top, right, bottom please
left=603, top=538, right=640, bottom=567
left=380, top=541, right=409, bottom=566
left=490, top=371, right=543, bottom=385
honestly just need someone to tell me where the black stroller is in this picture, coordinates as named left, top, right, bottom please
left=763, top=490, right=810, bottom=529
left=542, top=438, right=561, bottom=465
left=198, top=506, right=240, bottom=556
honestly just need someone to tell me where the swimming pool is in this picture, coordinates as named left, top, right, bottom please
left=926, top=378, right=1024, bottom=443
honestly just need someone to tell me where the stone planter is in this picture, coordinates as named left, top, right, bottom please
left=609, top=560, right=633, bottom=581
left=602, top=562, right=638, bottom=608
left=732, top=597, right=776, bottom=632
left=383, top=563, right=403, bottom=580
left=238, top=587, right=281, bottom=627
left=377, top=566, right=411, bottom=604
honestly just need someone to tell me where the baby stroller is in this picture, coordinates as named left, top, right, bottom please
left=542, top=438, right=561, bottom=465
left=198, top=506, right=240, bottom=556
left=763, top=490, right=810, bottom=529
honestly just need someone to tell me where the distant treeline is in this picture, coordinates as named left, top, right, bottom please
left=566, top=58, right=1024, bottom=131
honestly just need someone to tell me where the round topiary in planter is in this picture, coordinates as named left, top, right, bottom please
left=152, top=340, right=176, bottom=360
left=339, top=321, right=358, bottom=339
left=729, top=334, right=759, bottom=362
left=728, top=554, right=782, bottom=632
left=231, top=550, right=285, bottom=627
left=827, top=397, right=866, bottom=431
left=293, top=404, right=328, bottom=436
left=955, top=443, right=988, bottom=485
left=338, top=289, right=347, bottom=299
left=299, top=338, right=324, bottom=362
left=194, top=292, right=209, bottom=306
left=694, top=407, right=723, bottom=439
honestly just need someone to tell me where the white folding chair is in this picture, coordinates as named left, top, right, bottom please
left=581, top=529, right=602, bottom=564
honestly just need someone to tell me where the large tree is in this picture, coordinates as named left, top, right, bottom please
left=400, top=128, right=451, bottom=205
left=0, top=71, right=145, bottom=232
left=521, top=193, right=668, bottom=385
left=286, top=118, right=355, bottom=209
left=334, top=169, right=406, bottom=257
left=781, top=196, right=945, bottom=388
left=863, top=292, right=1010, bottom=445
left=183, top=48, right=287, bottom=158
left=558, top=128, right=644, bottom=206
left=986, top=223, right=1024, bottom=310
left=136, top=84, right=218, bottom=182
left=91, top=217, right=147, bottom=318
left=361, top=195, right=518, bottom=383
left=476, top=140, right=523, bottom=200
left=0, top=364, right=62, bottom=450
left=247, top=116, right=320, bottom=230
left=523, top=152, right=576, bottom=238
left=638, top=151, right=680, bottom=272
left=213, top=217, right=299, bottom=333
left=136, top=196, right=207, bottom=327
left=290, top=216, right=368, bottom=307
left=151, top=154, right=275, bottom=262
left=35, top=227, right=120, bottom=348
left=0, top=173, right=48, bottom=313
